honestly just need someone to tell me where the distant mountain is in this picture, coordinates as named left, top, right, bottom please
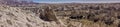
left=0, top=0, right=39, bottom=7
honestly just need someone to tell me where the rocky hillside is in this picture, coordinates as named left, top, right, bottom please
left=21, top=3, right=120, bottom=27
left=0, top=0, right=120, bottom=27
left=34, top=3, right=120, bottom=27
left=0, top=5, right=65, bottom=27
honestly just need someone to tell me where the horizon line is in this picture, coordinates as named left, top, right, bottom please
left=38, top=1, right=120, bottom=3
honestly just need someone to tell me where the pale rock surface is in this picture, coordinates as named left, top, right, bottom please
left=0, top=5, right=66, bottom=27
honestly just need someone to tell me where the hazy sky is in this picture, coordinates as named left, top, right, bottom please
left=32, top=0, right=120, bottom=3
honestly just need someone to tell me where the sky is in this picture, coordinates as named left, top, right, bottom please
left=32, top=0, right=120, bottom=3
